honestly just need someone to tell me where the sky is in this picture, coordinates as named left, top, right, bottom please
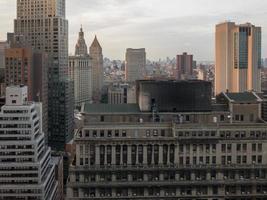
left=0, top=0, right=267, bottom=61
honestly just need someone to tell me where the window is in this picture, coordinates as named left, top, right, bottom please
left=242, top=156, right=247, bottom=164
left=93, top=130, right=97, bottom=137
left=227, top=144, right=231, bottom=152
left=252, top=144, right=256, bottom=152
left=179, top=157, right=184, bottom=165
left=243, top=144, right=247, bottom=151
left=160, top=130, right=165, bottom=137
left=146, top=130, right=150, bottom=137
left=237, top=144, right=241, bottom=151
left=115, top=130, right=119, bottom=137
left=252, top=155, right=257, bottom=163
left=122, top=130, right=127, bottom=137
left=237, top=156, right=241, bottom=164
left=222, top=144, right=226, bottom=153
left=258, top=156, right=262, bottom=164
left=206, top=156, right=210, bottom=164
left=212, top=156, right=216, bottom=164
left=258, top=144, right=262, bottom=152
left=220, top=115, right=225, bottom=121
left=100, top=130, right=104, bottom=137
left=100, top=116, right=104, bottom=122
left=107, top=130, right=112, bottom=137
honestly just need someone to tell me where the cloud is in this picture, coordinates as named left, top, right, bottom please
left=0, top=0, right=267, bottom=60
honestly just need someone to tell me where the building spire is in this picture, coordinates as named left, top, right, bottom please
left=75, top=26, right=88, bottom=56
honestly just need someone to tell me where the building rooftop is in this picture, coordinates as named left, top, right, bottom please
left=83, top=104, right=140, bottom=114
left=224, top=92, right=260, bottom=103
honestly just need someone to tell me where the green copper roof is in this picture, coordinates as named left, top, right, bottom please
left=84, top=104, right=140, bottom=113
left=225, top=92, right=258, bottom=102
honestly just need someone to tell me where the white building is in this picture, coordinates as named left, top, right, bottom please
left=0, top=86, right=58, bottom=200
left=125, top=48, right=146, bottom=82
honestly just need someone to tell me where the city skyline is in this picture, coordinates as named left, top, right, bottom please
left=0, top=0, right=267, bottom=61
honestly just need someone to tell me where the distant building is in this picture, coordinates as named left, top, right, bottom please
left=125, top=48, right=146, bottom=82
left=176, top=52, right=193, bottom=80
left=215, top=22, right=262, bottom=94
left=108, top=82, right=136, bottom=104
left=69, top=27, right=92, bottom=107
left=0, top=86, right=58, bottom=199
left=5, top=47, right=49, bottom=138
left=90, top=36, right=104, bottom=102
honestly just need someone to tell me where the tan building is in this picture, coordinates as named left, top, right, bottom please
left=176, top=52, right=193, bottom=80
left=125, top=48, right=146, bottom=82
left=215, top=22, right=262, bottom=95
left=90, top=36, right=104, bottom=102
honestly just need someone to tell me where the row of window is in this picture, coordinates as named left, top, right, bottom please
left=72, top=185, right=267, bottom=198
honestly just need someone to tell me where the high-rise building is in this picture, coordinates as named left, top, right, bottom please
left=0, top=85, right=58, bottom=200
left=14, top=0, right=74, bottom=150
left=215, top=22, right=262, bottom=95
left=90, top=36, right=103, bottom=102
left=67, top=80, right=267, bottom=199
left=125, top=48, right=146, bottom=82
left=5, top=48, right=49, bottom=137
left=69, top=27, right=92, bottom=107
left=176, top=52, right=194, bottom=80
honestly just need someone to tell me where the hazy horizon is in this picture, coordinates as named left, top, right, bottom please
left=0, top=0, right=266, bottom=61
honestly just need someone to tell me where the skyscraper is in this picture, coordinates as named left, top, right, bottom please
left=14, top=0, right=74, bottom=150
left=0, top=85, right=58, bottom=199
left=125, top=48, right=146, bottom=82
left=69, top=27, right=92, bottom=107
left=215, top=22, right=262, bottom=94
left=90, top=36, right=104, bottom=102
left=176, top=52, right=193, bottom=80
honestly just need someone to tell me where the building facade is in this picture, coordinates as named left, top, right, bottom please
left=67, top=81, right=267, bottom=200
left=0, top=86, right=58, bottom=200
left=108, top=82, right=136, bottom=104
left=90, top=36, right=103, bottom=102
left=176, top=52, right=194, bottom=80
left=14, top=0, right=74, bottom=150
left=125, top=48, right=146, bottom=82
left=215, top=22, right=262, bottom=95
left=69, top=27, right=92, bottom=107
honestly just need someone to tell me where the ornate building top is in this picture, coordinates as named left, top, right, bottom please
left=75, top=26, right=88, bottom=56
left=90, top=35, right=102, bottom=52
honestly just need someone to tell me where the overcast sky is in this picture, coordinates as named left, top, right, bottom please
left=0, top=0, right=266, bottom=61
